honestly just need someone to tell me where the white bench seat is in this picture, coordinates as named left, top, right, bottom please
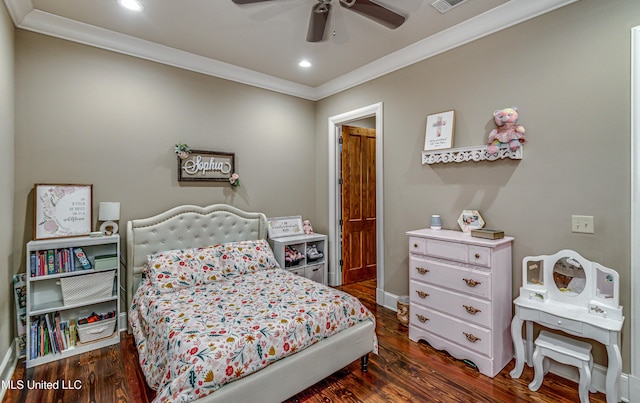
left=528, top=330, right=596, bottom=403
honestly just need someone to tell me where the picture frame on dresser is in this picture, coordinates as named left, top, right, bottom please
left=457, top=210, right=485, bottom=233
left=34, top=184, right=93, bottom=240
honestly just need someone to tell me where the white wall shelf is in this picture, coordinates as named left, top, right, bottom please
left=422, top=145, right=523, bottom=164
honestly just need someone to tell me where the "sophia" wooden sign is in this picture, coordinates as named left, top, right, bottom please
left=178, top=150, right=235, bottom=182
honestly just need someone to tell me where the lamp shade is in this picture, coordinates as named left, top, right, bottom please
left=99, top=202, right=120, bottom=221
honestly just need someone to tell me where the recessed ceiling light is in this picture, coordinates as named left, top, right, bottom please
left=118, top=0, right=143, bottom=12
left=299, top=60, right=312, bottom=68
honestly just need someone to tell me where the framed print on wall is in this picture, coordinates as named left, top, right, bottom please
left=424, top=110, right=455, bottom=151
left=34, top=184, right=93, bottom=240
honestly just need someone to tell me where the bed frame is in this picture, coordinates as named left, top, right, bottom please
left=126, top=204, right=375, bottom=403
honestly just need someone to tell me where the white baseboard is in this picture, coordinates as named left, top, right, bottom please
left=628, top=374, right=640, bottom=403
left=0, top=338, right=19, bottom=401
left=378, top=288, right=399, bottom=311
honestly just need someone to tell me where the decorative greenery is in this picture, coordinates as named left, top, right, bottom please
left=175, top=143, right=191, bottom=159
left=229, top=173, right=240, bottom=190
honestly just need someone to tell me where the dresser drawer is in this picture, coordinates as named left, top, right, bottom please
left=419, top=239, right=491, bottom=268
left=468, top=245, right=491, bottom=267
left=409, top=237, right=427, bottom=255
left=410, top=280, right=491, bottom=328
left=539, top=312, right=584, bottom=334
left=425, top=239, right=467, bottom=261
left=410, top=304, right=491, bottom=356
left=410, top=257, right=491, bottom=299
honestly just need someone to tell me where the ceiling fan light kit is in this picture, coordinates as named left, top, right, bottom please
left=232, top=0, right=407, bottom=42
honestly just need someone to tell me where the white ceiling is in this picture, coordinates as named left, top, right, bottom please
left=4, top=0, right=577, bottom=100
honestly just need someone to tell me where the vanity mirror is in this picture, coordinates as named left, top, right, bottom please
left=552, top=256, right=586, bottom=295
left=519, top=249, right=621, bottom=318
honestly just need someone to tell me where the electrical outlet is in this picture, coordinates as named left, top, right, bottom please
left=571, top=215, right=594, bottom=234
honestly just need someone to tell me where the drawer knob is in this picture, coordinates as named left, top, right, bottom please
left=413, top=243, right=419, bottom=248
left=475, top=253, right=480, bottom=259
left=463, top=278, right=481, bottom=287
left=463, top=305, right=481, bottom=315
left=416, top=314, right=429, bottom=323
left=416, top=267, right=430, bottom=275
left=463, top=332, right=481, bottom=343
left=416, top=290, right=429, bottom=299
left=557, top=320, right=562, bottom=325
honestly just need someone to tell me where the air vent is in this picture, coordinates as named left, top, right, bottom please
left=431, top=0, right=468, bottom=13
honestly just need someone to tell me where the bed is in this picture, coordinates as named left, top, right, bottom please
left=126, top=204, right=377, bottom=403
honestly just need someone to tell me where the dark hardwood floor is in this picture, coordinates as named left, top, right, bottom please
left=3, top=279, right=607, bottom=403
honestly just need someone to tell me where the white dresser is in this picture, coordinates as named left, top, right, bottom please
left=406, top=228, right=514, bottom=377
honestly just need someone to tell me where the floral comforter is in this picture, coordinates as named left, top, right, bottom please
left=129, top=241, right=376, bottom=403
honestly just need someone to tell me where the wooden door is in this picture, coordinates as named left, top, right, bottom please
left=341, top=125, right=376, bottom=284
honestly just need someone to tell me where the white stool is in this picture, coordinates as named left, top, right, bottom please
left=529, top=330, right=597, bottom=403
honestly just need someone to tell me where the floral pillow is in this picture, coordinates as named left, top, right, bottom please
left=146, top=247, right=208, bottom=292
left=146, top=240, right=279, bottom=291
left=207, top=239, right=279, bottom=280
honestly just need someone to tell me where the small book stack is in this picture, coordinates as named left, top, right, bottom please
left=94, top=254, right=118, bottom=271
left=470, top=229, right=505, bottom=240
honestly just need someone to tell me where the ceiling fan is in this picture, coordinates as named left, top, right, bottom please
left=231, top=0, right=406, bottom=42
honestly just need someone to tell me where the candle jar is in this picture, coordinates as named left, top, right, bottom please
left=430, top=215, right=442, bottom=230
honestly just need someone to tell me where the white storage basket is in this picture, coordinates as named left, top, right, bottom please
left=76, top=317, right=117, bottom=343
left=60, top=270, right=115, bottom=306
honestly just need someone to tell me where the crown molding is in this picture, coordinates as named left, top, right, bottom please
left=314, top=0, right=579, bottom=99
left=3, top=0, right=578, bottom=101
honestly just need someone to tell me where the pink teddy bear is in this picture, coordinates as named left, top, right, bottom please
left=486, top=107, right=526, bottom=155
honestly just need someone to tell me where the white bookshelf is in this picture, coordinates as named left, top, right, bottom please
left=25, top=235, right=120, bottom=368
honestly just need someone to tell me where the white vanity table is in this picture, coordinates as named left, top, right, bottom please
left=510, top=249, right=624, bottom=403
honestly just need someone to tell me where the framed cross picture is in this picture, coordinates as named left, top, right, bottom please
left=424, top=110, right=455, bottom=151
left=34, top=184, right=93, bottom=240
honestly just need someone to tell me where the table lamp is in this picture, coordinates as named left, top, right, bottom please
left=99, top=202, right=120, bottom=235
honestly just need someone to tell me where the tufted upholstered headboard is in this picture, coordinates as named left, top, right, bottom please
left=126, top=204, right=268, bottom=314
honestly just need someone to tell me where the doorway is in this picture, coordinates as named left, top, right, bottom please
left=328, top=102, right=386, bottom=307
left=341, top=125, right=377, bottom=285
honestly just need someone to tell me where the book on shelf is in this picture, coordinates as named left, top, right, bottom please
left=470, top=228, right=505, bottom=239
left=30, top=313, right=77, bottom=359
left=68, top=319, right=77, bottom=348
left=30, top=247, right=85, bottom=277
left=13, top=274, right=26, bottom=358
left=94, top=254, right=118, bottom=271
left=44, top=313, right=57, bottom=354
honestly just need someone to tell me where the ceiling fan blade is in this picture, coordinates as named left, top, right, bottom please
left=339, top=0, right=406, bottom=29
left=307, top=2, right=331, bottom=42
left=231, top=0, right=275, bottom=4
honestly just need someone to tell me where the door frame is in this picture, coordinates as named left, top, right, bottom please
left=327, top=102, right=384, bottom=306
left=630, top=24, right=640, bottom=398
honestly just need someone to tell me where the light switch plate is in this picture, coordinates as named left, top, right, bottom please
left=571, top=215, right=594, bottom=234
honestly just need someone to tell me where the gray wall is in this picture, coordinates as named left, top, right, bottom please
left=7, top=0, right=638, bottom=375
left=0, top=2, right=15, bottom=371
left=316, top=0, right=637, bottom=371
left=13, top=31, right=316, bottom=305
